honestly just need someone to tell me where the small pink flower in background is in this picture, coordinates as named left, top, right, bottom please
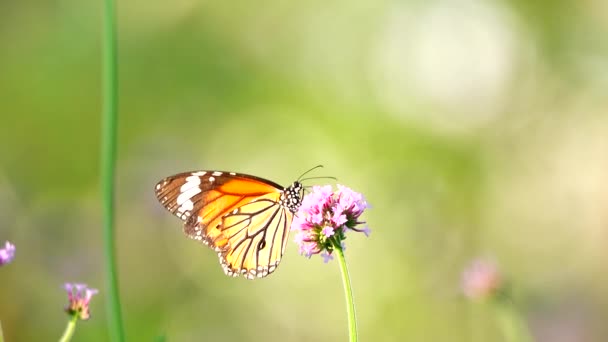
left=292, top=184, right=369, bottom=261
left=461, top=259, right=503, bottom=300
left=64, top=283, right=99, bottom=320
left=0, top=241, right=15, bottom=266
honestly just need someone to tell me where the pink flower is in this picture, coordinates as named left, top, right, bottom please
left=64, top=283, right=99, bottom=320
left=331, top=211, right=347, bottom=226
left=321, top=226, right=335, bottom=237
left=0, top=241, right=15, bottom=266
left=292, top=184, right=369, bottom=261
left=461, top=259, right=503, bottom=300
left=299, top=242, right=320, bottom=258
left=336, top=184, right=367, bottom=216
left=293, top=231, right=307, bottom=244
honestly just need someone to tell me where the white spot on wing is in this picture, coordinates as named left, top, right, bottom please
left=191, top=171, right=207, bottom=176
left=212, top=171, right=223, bottom=176
left=209, top=176, right=215, bottom=182
left=180, top=200, right=193, bottom=211
left=180, top=175, right=201, bottom=192
left=177, top=187, right=201, bottom=206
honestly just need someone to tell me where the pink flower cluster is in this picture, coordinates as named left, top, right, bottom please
left=292, top=185, right=369, bottom=262
left=0, top=241, right=15, bottom=266
left=64, top=283, right=99, bottom=320
left=461, top=259, right=503, bottom=300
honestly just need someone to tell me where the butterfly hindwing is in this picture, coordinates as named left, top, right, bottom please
left=154, top=170, right=302, bottom=279
left=218, top=195, right=292, bottom=278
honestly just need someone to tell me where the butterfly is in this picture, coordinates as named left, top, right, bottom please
left=154, top=170, right=304, bottom=279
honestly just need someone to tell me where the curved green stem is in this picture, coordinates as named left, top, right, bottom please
left=102, top=0, right=125, bottom=340
left=335, top=245, right=358, bottom=342
left=58, top=316, right=78, bottom=342
left=495, top=300, right=534, bottom=342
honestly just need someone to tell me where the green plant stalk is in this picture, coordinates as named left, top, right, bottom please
left=335, top=245, right=358, bottom=342
left=102, top=0, right=125, bottom=340
left=0, top=320, right=4, bottom=342
left=58, top=316, right=78, bottom=342
left=495, top=299, right=534, bottom=342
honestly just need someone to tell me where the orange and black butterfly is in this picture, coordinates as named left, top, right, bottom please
left=154, top=171, right=303, bottom=279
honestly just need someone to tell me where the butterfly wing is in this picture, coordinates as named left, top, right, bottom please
left=216, top=194, right=292, bottom=278
left=154, top=171, right=299, bottom=279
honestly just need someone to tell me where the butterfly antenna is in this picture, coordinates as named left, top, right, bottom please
left=297, top=165, right=324, bottom=181
left=299, top=176, right=337, bottom=182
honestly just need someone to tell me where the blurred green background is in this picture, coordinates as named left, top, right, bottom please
left=1, top=0, right=608, bottom=341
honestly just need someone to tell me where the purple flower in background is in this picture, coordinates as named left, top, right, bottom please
left=292, top=184, right=369, bottom=261
left=461, top=258, right=503, bottom=300
left=64, top=283, right=99, bottom=320
left=0, top=241, right=15, bottom=266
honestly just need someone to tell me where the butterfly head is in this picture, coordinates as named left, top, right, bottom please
left=282, top=181, right=303, bottom=213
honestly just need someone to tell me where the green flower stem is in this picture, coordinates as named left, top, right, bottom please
left=335, top=244, right=358, bottom=342
left=0, top=320, right=4, bottom=342
left=495, top=299, right=534, bottom=342
left=58, top=316, right=78, bottom=342
left=102, top=0, right=125, bottom=340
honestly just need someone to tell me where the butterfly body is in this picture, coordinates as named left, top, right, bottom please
left=154, top=170, right=303, bottom=279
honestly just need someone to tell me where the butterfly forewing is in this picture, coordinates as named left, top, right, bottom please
left=154, top=170, right=302, bottom=279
